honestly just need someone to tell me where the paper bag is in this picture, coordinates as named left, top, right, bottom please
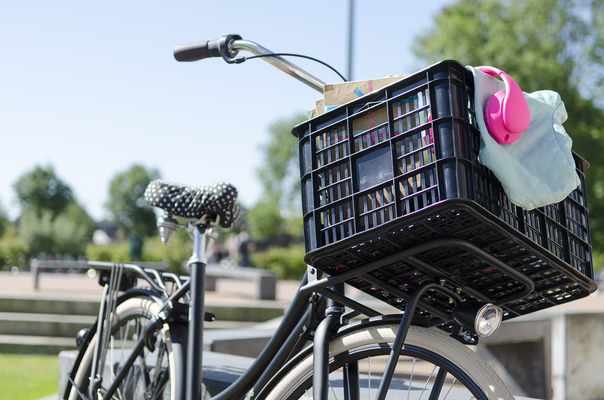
left=309, top=75, right=406, bottom=117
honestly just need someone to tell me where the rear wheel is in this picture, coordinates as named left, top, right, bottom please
left=264, top=322, right=513, bottom=400
left=66, top=295, right=186, bottom=400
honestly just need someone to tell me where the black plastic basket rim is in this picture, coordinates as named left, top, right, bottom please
left=291, top=60, right=471, bottom=138
left=304, top=199, right=596, bottom=295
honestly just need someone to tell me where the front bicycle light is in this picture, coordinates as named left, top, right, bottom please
left=453, top=302, right=503, bottom=337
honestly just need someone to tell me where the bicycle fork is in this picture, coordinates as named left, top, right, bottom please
left=313, top=283, right=345, bottom=400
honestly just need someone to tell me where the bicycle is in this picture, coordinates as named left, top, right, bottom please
left=62, top=34, right=597, bottom=400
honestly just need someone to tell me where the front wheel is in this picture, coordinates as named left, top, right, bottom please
left=263, top=321, right=513, bottom=400
left=65, top=294, right=186, bottom=400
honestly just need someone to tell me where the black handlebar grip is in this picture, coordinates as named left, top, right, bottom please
left=173, top=34, right=242, bottom=63
left=173, top=40, right=221, bottom=62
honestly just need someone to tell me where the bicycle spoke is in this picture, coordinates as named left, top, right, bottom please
left=428, top=367, right=447, bottom=400
left=367, top=357, right=372, bottom=400
left=97, top=311, right=169, bottom=399
left=329, top=378, right=338, bottom=400
left=408, top=357, right=416, bottom=400
left=265, top=322, right=513, bottom=400
left=147, top=341, right=168, bottom=396
left=441, top=377, right=456, bottom=399
left=343, top=362, right=360, bottom=400
left=419, top=364, right=438, bottom=400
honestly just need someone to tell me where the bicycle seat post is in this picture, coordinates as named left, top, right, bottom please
left=185, top=221, right=210, bottom=400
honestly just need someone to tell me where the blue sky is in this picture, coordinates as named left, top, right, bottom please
left=1, top=1, right=453, bottom=221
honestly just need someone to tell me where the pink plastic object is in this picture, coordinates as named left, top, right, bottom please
left=475, top=66, right=530, bottom=144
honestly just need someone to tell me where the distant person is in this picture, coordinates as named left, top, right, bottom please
left=237, top=229, right=255, bottom=267
left=128, top=234, right=143, bottom=261
left=206, top=238, right=225, bottom=264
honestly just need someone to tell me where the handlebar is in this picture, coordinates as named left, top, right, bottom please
left=173, top=34, right=326, bottom=93
left=173, top=34, right=242, bottom=63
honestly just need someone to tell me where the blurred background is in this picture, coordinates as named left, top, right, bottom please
left=1, top=2, right=603, bottom=399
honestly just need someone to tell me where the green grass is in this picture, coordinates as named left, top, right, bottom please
left=0, top=353, right=58, bottom=400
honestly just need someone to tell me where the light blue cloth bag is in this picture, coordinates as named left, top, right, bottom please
left=467, top=66, right=580, bottom=210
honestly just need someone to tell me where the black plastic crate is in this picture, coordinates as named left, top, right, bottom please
left=292, top=60, right=596, bottom=322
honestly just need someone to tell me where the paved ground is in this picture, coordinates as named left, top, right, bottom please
left=2, top=268, right=602, bottom=312
left=0, top=268, right=301, bottom=304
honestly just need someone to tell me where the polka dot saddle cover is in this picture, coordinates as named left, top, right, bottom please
left=144, top=180, right=240, bottom=228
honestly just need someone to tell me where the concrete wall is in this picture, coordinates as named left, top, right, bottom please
left=565, top=314, right=604, bottom=400
left=480, top=301, right=604, bottom=400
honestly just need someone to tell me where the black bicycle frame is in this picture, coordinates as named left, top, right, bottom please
left=181, top=225, right=317, bottom=400
left=84, top=229, right=530, bottom=400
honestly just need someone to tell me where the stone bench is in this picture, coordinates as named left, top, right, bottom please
left=30, top=259, right=277, bottom=300
left=30, top=259, right=168, bottom=290
left=205, top=264, right=277, bottom=300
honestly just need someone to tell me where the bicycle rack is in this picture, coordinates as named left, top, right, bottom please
left=303, top=237, right=535, bottom=399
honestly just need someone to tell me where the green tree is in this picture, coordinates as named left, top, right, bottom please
left=105, top=164, right=160, bottom=259
left=18, top=201, right=95, bottom=256
left=412, top=0, right=604, bottom=252
left=248, top=113, right=307, bottom=243
left=12, top=165, right=95, bottom=257
left=0, top=202, right=10, bottom=238
left=13, top=165, right=73, bottom=218
left=0, top=226, right=28, bottom=269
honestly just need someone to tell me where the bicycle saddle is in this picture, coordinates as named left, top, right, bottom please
left=144, top=180, right=240, bottom=228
